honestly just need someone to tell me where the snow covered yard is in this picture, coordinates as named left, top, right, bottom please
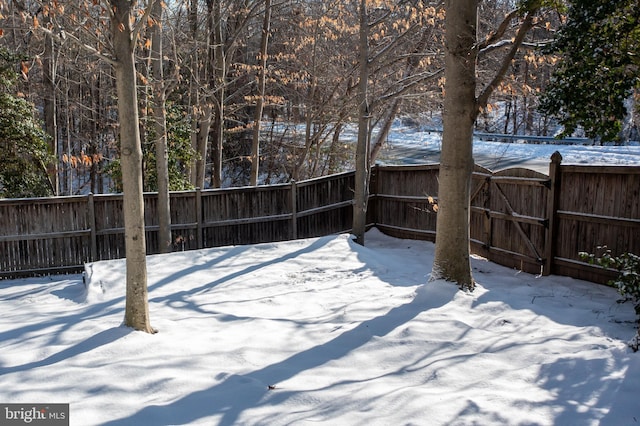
left=0, top=229, right=638, bottom=425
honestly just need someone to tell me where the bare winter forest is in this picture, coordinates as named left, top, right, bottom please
left=0, top=0, right=571, bottom=195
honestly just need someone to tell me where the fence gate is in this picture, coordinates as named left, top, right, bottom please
left=470, top=165, right=552, bottom=275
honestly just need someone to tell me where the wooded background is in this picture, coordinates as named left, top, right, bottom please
left=0, top=0, right=564, bottom=195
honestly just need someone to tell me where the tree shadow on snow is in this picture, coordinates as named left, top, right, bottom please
left=0, top=277, right=126, bottom=357
left=101, top=287, right=451, bottom=426
left=468, top=267, right=637, bottom=425
left=147, top=236, right=337, bottom=315
left=0, top=326, right=131, bottom=375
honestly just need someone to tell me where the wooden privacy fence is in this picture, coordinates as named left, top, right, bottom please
left=372, top=153, right=640, bottom=284
left=0, top=172, right=355, bottom=277
left=1, top=154, right=639, bottom=284
left=372, top=161, right=554, bottom=274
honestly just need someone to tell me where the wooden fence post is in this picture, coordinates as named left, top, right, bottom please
left=196, top=187, right=203, bottom=249
left=87, top=192, right=97, bottom=261
left=544, top=151, right=562, bottom=275
left=291, top=180, right=298, bottom=240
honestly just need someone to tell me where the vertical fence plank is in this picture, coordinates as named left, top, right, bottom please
left=544, top=151, right=562, bottom=275
left=196, top=188, right=203, bottom=249
left=87, top=193, right=97, bottom=262
left=291, top=180, right=297, bottom=240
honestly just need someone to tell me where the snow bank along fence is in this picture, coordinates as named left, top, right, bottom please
left=1, top=153, right=639, bottom=284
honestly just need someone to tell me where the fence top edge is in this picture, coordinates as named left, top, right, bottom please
left=0, top=194, right=88, bottom=204
left=374, top=163, right=440, bottom=172
left=492, top=167, right=549, bottom=179
left=560, top=164, right=640, bottom=174
left=295, top=170, right=355, bottom=186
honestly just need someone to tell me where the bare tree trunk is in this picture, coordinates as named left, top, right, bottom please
left=64, top=76, right=72, bottom=195
left=42, top=6, right=58, bottom=195
left=250, top=0, right=272, bottom=186
left=621, top=96, right=636, bottom=142
left=369, top=26, right=432, bottom=164
left=291, top=78, right=318, bottom=181
left=504, top=96, right=511, bottom=134
left=523, top=61, right=533, bottom=134
left=150, top=0, right=172, bottom=253
left=431, top=0, right=478, bottom=289
left=370, top=99, right=401, bottom=163
left=189, top=0, right=198, bottom=35
left=110, top=0, right=155, bottom=333
left=194, top=106, right=211, bottom=188
left=209, top=108, right=222, bottom=188
left=352, top=0, right=370, bottom=245
left=512, top=96, right=519, bottom=134
left=326, top=122, right=344, bottom=175
left=431, top=2, right=537, bottom=289
left=209, top=0, right=225, bottom=188
left=188, top=2, right=200, bottom=187
left=190, top=0, right=219, bottom=190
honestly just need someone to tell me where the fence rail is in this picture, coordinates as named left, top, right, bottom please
left=1, top=156, right=639, bottom=284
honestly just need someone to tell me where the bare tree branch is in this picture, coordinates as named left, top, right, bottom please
left=476, top=11, right=537, bottom=116
left=36, top=26, right=116, bottom=66
left=477, top=9, right=520, bottom=51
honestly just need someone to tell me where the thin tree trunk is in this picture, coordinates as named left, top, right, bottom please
left=195, top=106, right=211, bottom=189
left=190, top=0, right=219, bottom=190
left=504, top=97, right=511, bottom=134
left=369, top=26, right=432, bottom=164
left=64, top=78, right=72, bottom=195
left=292, top=79, right=318, bottom=181
left=352, top=0, right=370, bottom=245
left=326, top=122, right=344, bottom=175
left=512, top=96, right=519, bottom=134
left=150, top=0, right=172, bottom=253
left=250, top=0, right=272, bottom=186
left=210, top=0, right=225, bottom=188
left=188, top=2, right=200, bottom=187
left=431, top=0, right=478, bottom=289
left=42, top=6, right=58, bottom=195
left=110, top=0, right=155, bottom=333
left=370, top=99, right=401, bottom=163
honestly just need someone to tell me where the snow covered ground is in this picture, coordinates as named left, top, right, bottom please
left=1, top=229, right=639, bottom=425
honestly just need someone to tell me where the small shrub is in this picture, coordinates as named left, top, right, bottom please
left=580, top=247, right=640, bottom=351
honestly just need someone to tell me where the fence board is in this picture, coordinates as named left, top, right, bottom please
left=553, top=166, right=640, bottom=283
left=201, top=184, right=293, bottom=247
left=0, top=196, right=91, bottom=275
left=486, top=167, right=549, bottom=274
left=296, top=172, right=355, bottom=238
left=371, top=165, right=439, bottom=242
left=469, top=165, right=491, bottom=259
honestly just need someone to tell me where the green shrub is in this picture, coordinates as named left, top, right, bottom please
left=0, top=49, right=53, bottom=198
left=580, top=247, right=640, bottom=351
